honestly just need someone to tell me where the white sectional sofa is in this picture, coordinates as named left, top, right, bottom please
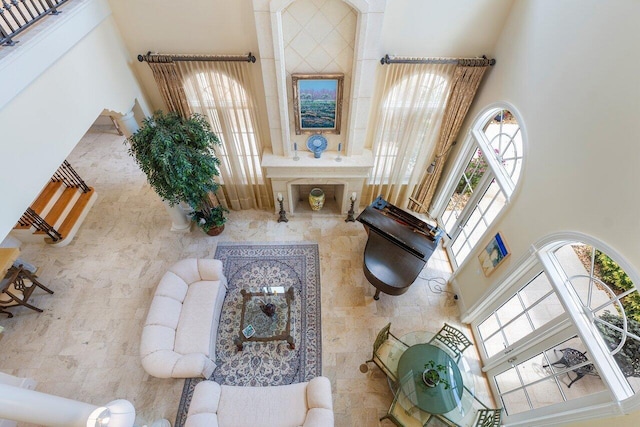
left=185, top=376, right=334, bottom=427
left=140, top=258, right=227, bottom=379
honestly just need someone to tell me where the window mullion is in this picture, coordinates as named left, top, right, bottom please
left=473, top=128, right=515, bottom=197
left=431, top=137, right=477, bottom=218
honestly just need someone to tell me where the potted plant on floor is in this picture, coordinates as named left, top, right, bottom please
left=126, top=110, right=224, bottom=233
left=192, top=204, right=229, bottom=236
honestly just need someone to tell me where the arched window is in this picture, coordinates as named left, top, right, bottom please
left=434, top=106, right=524, bottom=267
left=471, top=235, right=640, bottom=424
left=179, top=61, right=270, bottom=210
left=366, top=63, right=454, bottom=206
left=184, top=70, right=261, bottom=185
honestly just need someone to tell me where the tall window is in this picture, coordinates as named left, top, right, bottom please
left=179, top=61, right=270, bottom=210
left=366, top=63, right=455, bottom=206
left=436, top=107, right=524, bottom=267
left=471, top=237, right=640, bottom=425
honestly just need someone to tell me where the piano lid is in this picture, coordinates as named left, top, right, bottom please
left=356, top=196, right=439, bottom=261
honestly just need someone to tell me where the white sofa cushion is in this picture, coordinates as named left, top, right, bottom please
left=140, top=258, right=227, bottom=379
left=175, top=281, right=219, bottom=355
left=185, top=377, right=334, bottom=427
left=217, top=382, right=309, bottom=427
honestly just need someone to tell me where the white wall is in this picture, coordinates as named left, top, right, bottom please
left=380, top=0, right=513, bottom=57
left=0, top=6, right=149, bottom=241
left=451, top=0, right=640, bottom=333
left=107, top=0, right=266, bottom=126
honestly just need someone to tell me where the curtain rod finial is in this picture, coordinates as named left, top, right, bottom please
left=482, top=55, right=496, bottom=66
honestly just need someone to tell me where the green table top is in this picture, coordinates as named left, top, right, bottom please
left=397, top=343, right=464, bottom=414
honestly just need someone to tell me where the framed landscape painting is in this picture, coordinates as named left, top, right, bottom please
left=292, top=73, right=343, bottom=135
left=478, top=232, right=510, bottom=276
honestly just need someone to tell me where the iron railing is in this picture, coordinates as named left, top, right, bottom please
left=1, top=0, right=69, bottom=47
left=52, top=160, right=90, bottom=193
left=18, top=207, right=62, bottom=241
left=16, top=160, right=89, bottom=242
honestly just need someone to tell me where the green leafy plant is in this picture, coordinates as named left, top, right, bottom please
left=126, top=111, right=221, bottom=209
left=423, top=360, right=451, bottom=389
left=191, top=205, right=228, bottom=233
left=596, top=311, right=640, bottom=378
left=594, top=250, right=640, bottom=322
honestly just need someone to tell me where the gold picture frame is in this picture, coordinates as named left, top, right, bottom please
left=291, top=73, right=344, bottom=135
left=478, top=232, right=510, bottom=277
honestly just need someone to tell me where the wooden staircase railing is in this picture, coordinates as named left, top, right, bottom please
left=15, top=160, right=93, bottom=243
left=18, top=207, right=62, bottom=242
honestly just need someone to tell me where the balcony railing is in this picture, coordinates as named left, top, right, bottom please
left=1, top=0, right=69, bottom=47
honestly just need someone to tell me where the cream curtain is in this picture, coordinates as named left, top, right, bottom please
left=408, top=64, right=489, bottom=213
left=365, top=62, right=456, bottom=207
left=177, top=61, right=272, bottom=210
left=147, top=60, right=192, bottom=118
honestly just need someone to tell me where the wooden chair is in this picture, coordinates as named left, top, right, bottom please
left=362, top=323, right=409, bottom=384
left=0, top=265, right=53, bottom=318
left=430, top=323, right=473, bottom=362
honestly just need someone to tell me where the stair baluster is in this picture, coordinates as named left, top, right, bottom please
left=21, top=208, right=62, bottom=242
left=52, top=160, right=90, bottom=193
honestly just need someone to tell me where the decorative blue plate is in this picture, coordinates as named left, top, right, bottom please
left=307, top=134, right=328, bottom=155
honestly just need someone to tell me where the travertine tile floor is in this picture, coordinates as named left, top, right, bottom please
left=0, top=124, right=491, bottom=426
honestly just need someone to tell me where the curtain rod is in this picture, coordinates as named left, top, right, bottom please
left=137, top=51, right=256, bottom=63
left=380, top=54, right=496, bottom=67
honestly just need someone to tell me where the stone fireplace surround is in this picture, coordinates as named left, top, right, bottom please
left=262, top=148, right=373, bottom=214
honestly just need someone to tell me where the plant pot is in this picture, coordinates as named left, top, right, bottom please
left=422, top=369, right=440, bottom=387
left=309, top=188, right=325, bottom=211
left=206, top=224, right=225, bottom=236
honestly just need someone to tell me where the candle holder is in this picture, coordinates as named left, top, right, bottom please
left=335, top=142, right=342, bottom=162
left=345, top=194, right=356, bottom=222
left=277, top=197, right=289, bottom=223
left=293, top=143, right=300, bottom=161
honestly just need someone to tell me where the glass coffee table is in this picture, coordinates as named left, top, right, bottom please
left=234, top=286, right=295, bottom=351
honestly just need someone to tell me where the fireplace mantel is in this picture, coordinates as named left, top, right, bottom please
left=262, top=149, right=373, bottom=214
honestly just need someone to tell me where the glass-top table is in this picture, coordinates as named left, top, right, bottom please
left=397, top=343, right=464, bottom=414
left=392, top=331, right=475, bottom=424
left=234, top=286, right=294, bottom=351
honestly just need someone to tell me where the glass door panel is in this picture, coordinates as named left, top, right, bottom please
left=492, top=336, right=607, bottom=416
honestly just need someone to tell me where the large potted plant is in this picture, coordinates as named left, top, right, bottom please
left=127, top=111, right=223, bottom=232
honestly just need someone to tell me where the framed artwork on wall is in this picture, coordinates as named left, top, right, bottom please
left=478, top=232, right=510, bottom=276
left=291, top=73, right=344, bottom=135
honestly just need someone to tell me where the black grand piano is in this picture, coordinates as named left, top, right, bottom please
left=356, top=196, right=442, bottom=300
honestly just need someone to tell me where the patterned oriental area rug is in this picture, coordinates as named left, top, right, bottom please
left=174, top=242, right=322, bottom=427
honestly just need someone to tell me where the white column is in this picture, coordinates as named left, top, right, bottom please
left=0, top=383, right=96, bottom=427
left=119, top=108, right=192, bottom=233
left=162, top=200, right=192, bottom=233
left=117, top=110, right=139, bottom=138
